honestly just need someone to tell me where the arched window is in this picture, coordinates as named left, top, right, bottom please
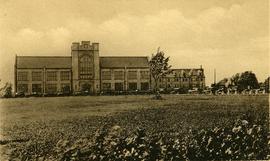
left=79, top=55, right=93, bottom=79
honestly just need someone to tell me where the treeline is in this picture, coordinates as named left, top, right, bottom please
left=212, top=71, right=269, bottom=93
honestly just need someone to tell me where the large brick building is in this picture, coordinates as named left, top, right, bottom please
left=14, top=41, right=205, bottom=95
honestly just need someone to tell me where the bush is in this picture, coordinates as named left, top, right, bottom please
left=3, top=82, right=13, bottom=98
left=57, top=118, right=269, bottom=161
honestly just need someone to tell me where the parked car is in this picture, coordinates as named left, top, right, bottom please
left=74, top=91, right=82, bottom=96
left=30, top=92, right=43, bottom=97
left=15, top=91, right=25, bottom=97
left=188, top=88, right=199, bottom=94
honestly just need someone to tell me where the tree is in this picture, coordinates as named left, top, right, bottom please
left=264, top=77, right=270, bottom=93
left=237, top=71, right=259, bottom=92
left=230, top=73, right=240, bottom=86
left=149, top=48, right=172, bottom=95
left=0, top=82, right=13, bottom=98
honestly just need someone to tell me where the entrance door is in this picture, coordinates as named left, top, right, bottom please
left=81, top=83, right=91, bottom=95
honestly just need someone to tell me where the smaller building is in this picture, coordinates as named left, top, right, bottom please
left=157, top=67, right=205, bottom=91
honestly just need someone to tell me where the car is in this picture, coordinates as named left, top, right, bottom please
left=15, top=91, right=25, bottom=97
left=30, top=92, right=43, bottom=97
left=203, top=89, right=211, bottom=94
left=73, top=91, right=82, bottom=96
left=57, top=91, right=64, bottom=96
left=43, top=92, right=57, bottom=97
left=82, top=90, right=90, bottom=96
left=188, top=89, right=199, bottom=94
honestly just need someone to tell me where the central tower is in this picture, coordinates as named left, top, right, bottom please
left=71, top=41, right=100, bottom=94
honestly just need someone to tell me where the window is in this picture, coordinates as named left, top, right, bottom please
left=18, top=72, right=28, bottom=81
left=60, top=71, right=70, bottom=81
left=141, top=82, right=149, bottom=91
left=47, top=71, right=57, bottom=81
left=46, top=84, right=57, bottom=93
left=32, top=71, right=42, bottom=81
left=102, top=83, right=111, bottom=91
left=140, top=71, right=150, bottom=79
left=18, top=84, right=28, bottom=93
left=114, top=71, right=124, bottom=80
left=102, top=71, right=111, bottom=80
left=128, top=83, right=137, bottom=90
left=79, top=55, right=93, bottom=79
left=115, top=83, right=123, bottom=91
left=61, top=83, right=70, bottom=93
left=32, top=84, right=42, bottom=93
left=128, top=71, right=137, bottom=80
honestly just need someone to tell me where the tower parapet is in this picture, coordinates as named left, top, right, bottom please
left=71, top=41, right=99, bottom=51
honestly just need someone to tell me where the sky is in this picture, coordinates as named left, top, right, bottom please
left=0, top=0, right=269, bottom=86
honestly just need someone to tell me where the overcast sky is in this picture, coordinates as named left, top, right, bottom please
left=0, top=0, right=269, bottom=86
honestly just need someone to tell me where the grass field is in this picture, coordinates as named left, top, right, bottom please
left=0, top=95, right=269, bottom=160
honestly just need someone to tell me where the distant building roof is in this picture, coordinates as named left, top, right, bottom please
left=100, top=56, right=149, bottom=68
left=16, top=56, right=72, bottom=69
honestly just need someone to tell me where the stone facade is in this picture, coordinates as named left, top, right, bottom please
left=14, top=41, right=150, bottom=95
left=14, top=41, right=205, bottom=95
left=71, top=41, right=100, bottom=93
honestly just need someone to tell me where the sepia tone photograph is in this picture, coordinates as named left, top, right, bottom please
left=0, top=0, right=269, bottom=160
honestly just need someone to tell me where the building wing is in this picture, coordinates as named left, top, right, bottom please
left=16, top=56, right=72, bottom=69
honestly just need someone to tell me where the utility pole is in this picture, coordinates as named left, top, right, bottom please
left=214, top=68, right=216, bottom=84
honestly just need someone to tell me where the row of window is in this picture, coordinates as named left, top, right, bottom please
left=159, top=77, right=204, bottom=82
left=17, top=82, right=149, bottom=93
left=159, top=83, right=203, bottom=88
left=102, top=82, right=149, bottom=91
left=17, top=83, right=71, bottom=93
left=18, top=70, right=149, bottom=81
left=17, top=71, right=70, bottom=81
left=173, top=71, right=203, bottom=77
left=101, top=71, right=150, bottom=80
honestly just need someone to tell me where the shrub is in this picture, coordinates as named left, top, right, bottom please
left=58, top=118, right=269, bottom=161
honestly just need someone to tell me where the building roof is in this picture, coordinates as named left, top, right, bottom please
left=16, top=56, right=149, bottom=69
left=100, top=56, right=149, bottom=68
left=16, top=56, right=72, bottom=69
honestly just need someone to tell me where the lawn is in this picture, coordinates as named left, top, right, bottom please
left=0, top=94, right=269, bottom=160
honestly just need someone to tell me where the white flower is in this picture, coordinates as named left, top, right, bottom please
left=232, top=126, right=241, bottom=133
left=241, top=120, right=249, bottom=126
left=225, top=148, right=232, bottom=155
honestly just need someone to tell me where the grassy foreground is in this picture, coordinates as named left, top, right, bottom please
left=0, top=95, right=269, bottom=160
